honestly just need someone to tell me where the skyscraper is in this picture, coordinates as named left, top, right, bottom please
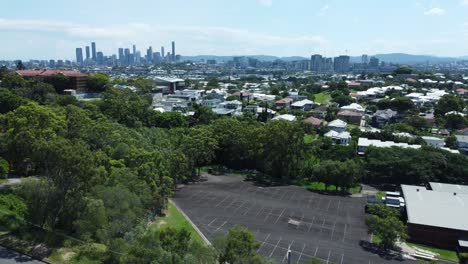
left=124, top=48, right=130, bottom=65
left=310, top=54, right=323, bottom=72
left=171, top=41, right=175, bottom=62
left=333, top=55, right=350, bottom=73
left=75, top=48, right=83, bottom=65
left=361, top=54, right=369, bottom=65
left=161, top=46, right=165, bottom=60
left=97, top=52, right=104, bottom=65
left=118, top=48, right=124, bottom=64
left=85, top=46, right=90, bottom=61
left=132, top=45, right=136, bottom=63
left=369, top=57, right=380, bottom=68
left=146, top=46, right=153, bottom=63
left=91, top=42, right=97, bottom=61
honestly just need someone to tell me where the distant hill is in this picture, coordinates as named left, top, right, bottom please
left=181, top=55, right=307, bottom=62
left=351, top=53, right=463, bottom=64
left=183, top=53, right=467, bottom=64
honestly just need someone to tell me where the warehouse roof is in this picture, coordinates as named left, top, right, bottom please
left=402, top=184, right=468, bottom=231
left=429, top=182, right=468, bottom=195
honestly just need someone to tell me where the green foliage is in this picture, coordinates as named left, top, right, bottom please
left=14, top=82, right=57, bottom=104
left=2, top=73, right=28, bottom=89
left=87, top=73, right=109, bottom=92
left=0, top=157, right=9, bottom=179
left=0, top=193, right=27, bottom=218
left=377, top=97, right=414, bottom=113
left=44, top=73, right=71, bottom=93
left=434, top=94, right=465, bottom=117
left=217, top=225, right=264, bottom=264
left=311, top=159, right=361, bottom=192
left=366, top=213, right=407, bottom=249
left=0, top=88, right=26, bottom=114
left=366, top=204, right=400, bottom=219
left=394, top=66, right=413, bottom=74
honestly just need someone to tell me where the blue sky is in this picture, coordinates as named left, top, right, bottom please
left=1, top=0, right=468, bottom=60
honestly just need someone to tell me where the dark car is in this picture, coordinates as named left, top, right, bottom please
left=365, top=195, right=383, bottom=212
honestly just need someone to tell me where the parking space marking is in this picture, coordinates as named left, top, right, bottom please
left=314, top=246, right=318, bottom=256
left=331, top=221, right=336, bottom=239
left=289, top=190, right=297, bottom=201
left=337, top=200, right=341, bottom=215
left=297, top=244, right=306, bottom=263
left=215, top=221, right=227, bottom=232
left=208, top=218, right=217, bottom=226
left=327, top=199, right=332, bottom=211
left=307, top=216, right=315, bottom=232
left=214, top=195, right=230, bottom=208
left=268, top=237, right=282, bottom=258
left=274, top=208, right=286, bottom=224
left=243, top=201, right=257, bottom=215
left=342, top=224, right=347, bottom=242
left=255, top=206, right=265, bottom=217
left=340, top=253, right=344, bottom=264
left=264, top=207, right=273, bottom=222
left=326, top=250, right=331, bottom=264
left=257, top=233, right=271, bottom=252
left=282, top=240, right=294, bottom=263
left=280, top=190, right=289, bottom=200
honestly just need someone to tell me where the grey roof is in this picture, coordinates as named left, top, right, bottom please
left=429, top=182, right=468, bottom=195
left=402, top=185, right=468, bottom=231
left=456, top=135, right=468, bottom=143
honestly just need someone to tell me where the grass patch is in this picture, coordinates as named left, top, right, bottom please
left=371, top=234, right=381, bottom=244
left=314, top=92, right=331, bottom=105
left=152, top=201, right=205, bottom=245
left=0, top=179, right=7, bottom=184
left=304, top=134, right=318, bottom=144
left=376, top=191, right=386, bottom=200
left=407, top=242, right=459, bottom=262
left=301, top=181, right=361, bottom=194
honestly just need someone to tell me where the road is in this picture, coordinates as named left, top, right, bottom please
left=0, top=246, right=44, bottom=264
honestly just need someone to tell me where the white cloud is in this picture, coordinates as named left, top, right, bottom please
left=258, top=0, right=272, bottom=7
left=461, top=0, right=468, bottom=6
left=424, top=7, right=446, bottom=16
left=318, top=5, right=330, bottom=16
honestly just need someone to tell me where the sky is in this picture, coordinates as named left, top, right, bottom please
left=1, top=0, right=468, bottom=60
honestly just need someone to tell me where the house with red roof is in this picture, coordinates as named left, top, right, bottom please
left=16, top=70, right=88, bottom=91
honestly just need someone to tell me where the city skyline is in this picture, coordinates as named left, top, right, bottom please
left=1, top=0, right=468, bottom=60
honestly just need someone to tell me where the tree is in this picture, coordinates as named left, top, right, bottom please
left=404, top=115, right=430, bottom=131
left=443, top=114, right=467, bottom=130
left=0, top=157, right=8, bottom=179
left=0, top=88, right=25, bottom=113
left=2, top=73, right=27, bottom=89
left=193, top=104, right=218, bottom=125
left=445, top=136, right=457, bottom=149
left=14, top=82, right=57, bottom=104
left=182, top=128, right=218, bottom=178
left=434, top=94, right=465, bottom=117
left=393, top=66, right=412, bottom=74
left=366, top=212, right=407, bottom=250
left=217, top=225, right=264, bottom=264
left=87, top=73, right=110, bottom=92
left=0, top=66, right=10, bottom=80
left=207, top=78, right=220, bottom=88
left=44, top=73, right=71, bottom=93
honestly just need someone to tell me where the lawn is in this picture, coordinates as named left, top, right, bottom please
left=304, top=134, right=318, bottom=144
left=407, top=242, right=459, bottom=262
left=313, top=92, right=331, bottom=105
left=302, top=181, right=362, bottom=194
left=152, top=201, right=205, bottom=245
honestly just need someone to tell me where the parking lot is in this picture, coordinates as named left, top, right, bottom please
left=172, top=175, right=407, bottom=264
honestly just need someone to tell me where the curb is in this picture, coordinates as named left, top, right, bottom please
left=168, top=199, right=212, bottom=246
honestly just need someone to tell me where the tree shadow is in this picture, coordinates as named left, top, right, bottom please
left=359, top=240, right=405, bottom=262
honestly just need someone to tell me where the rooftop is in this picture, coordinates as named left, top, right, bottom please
left=16, top=69, right=88, bottom=77
left=429, top=182, right=468, bottom=195
left=402, top=184, right=468, bottom=231
left=357, top=138, right=421, bottom=149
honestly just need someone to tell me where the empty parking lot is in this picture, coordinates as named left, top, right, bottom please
left=172, top=175, right=406, bottom=264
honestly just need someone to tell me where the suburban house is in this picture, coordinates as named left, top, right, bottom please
left=213, top=100, right=243, bottom=116
left=232, top=91, right=252, bottom=101
left=327, top=119, right=347, bottom=133
left=337, top=110, right=363, bottom=125
left=324, top=130, right=351, bottom=145
left=275, top=98, right=294, bottom=109
left=311, top=105, right=328, bottom=118
left=291, top=99, right=315, bottom=111
left=401, top=183, right=468, bottom=248
left=421, top=136, right=445, bottom=148
left=371, top=109, right=398, bottom=125
left=340, top=103, right=365, bottom=113
left=303, top=116, right=326, bottom=130
left=153, top=77, right=185, bottom=94
left=271, top=114, right=297, bottom=122
left=357, top=138, right=421, bottom=154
